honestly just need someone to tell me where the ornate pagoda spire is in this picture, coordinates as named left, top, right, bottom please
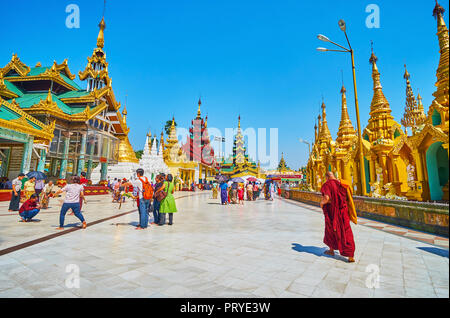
left=336, top=85, right=356, bottom=148
left=367, top=44, right=396, bottom=140
left=234, top=115, right=246, bottom=165
left=401, top=65, right=426, bottom=134
left=369, top=46, right=392, bottom=117
left=122, top=105, right=127, bottom=124
left=79, top=16, right=111, bottom=91
left=430, top=0, right=449, bottom=114
left=196, top=98, right=202, bottom=119
left=319, top=99, right=332, bottom=141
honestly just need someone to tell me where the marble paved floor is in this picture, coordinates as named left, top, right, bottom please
left=0, top=192, right=448, bottom=298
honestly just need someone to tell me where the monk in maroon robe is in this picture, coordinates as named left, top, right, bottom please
left=320, top=171, right=355, bottom=263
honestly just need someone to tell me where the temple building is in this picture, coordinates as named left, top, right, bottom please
left=265, top=152, right=304, bottom=182
left=306, top=1, right=449, bottom=202
left=181, top=98, right=218, bottom=181
left=220, top=116, right=263, bottom=178
left=163, top=118, right=198, bottom=189
left=0, top=16, right=136, bottom=184
left=138, top=134, right=169, bottom=179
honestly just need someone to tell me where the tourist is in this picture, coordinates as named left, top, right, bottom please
left=231, top=182, right=238, bottom=204
left=252, top=182, right=259, bottom=200
left=269, top=181, right=275, bottom=201
left=158, top=174, right=177, bottom=226
left=8, top=173, right=25, bottom=212
left=319, top=171, right=356, bottom=263
left=40, top=180, right=55, bottom=209
left=238, top=184, right=244, bottom=205
left=79, top=172, right=89, bottom=212
left=131, top=168, right=153, bottom=230
left=219, top=181, right=228, bottom=205
left=24, top=176, right=36, bottom=200
left=34, top=178, right=45, bottom=201
left=152, top=174, right=163, bottom=225
left=246, top=182, right=253, bottom=201
left=55, top=175, right=87, bottom=230
left=19, top=193, right=41, bottom=222
left=112, top=179, right=121, bottom=203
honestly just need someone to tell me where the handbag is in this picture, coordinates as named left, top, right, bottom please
left=155, top=183, right=168, bottom=202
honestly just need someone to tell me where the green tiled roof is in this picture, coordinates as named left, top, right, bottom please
left=0, top=104, right=21, bottom=121
left=10, top=93, right=86, bottom=115
left=5, top=66, right=82, bottom=90
left=3, top=80, right=24, bottom=97
left=58, top=90, right=90, bottom=99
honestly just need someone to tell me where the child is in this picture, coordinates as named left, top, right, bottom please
left=19, top=193, right=41, bottom=222
left=238, top=184, right=244, bottom=205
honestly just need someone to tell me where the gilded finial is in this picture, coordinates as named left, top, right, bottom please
left=238, top=115, right=241, bottom=129
left=403, top=64, right=410, bottom=80
left=46, top=89, right=52, bottom=103
left=369, top=41, right=378, bottom=65
left=433, top=0, right=445, bottom=19
left=97, top=17, right=106, bottom=48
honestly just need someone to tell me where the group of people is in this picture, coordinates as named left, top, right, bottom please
left=7, top=172, right=87, bottom=228
left=215, top=180, right=277, bottom=205
left=123, top=169, right=178, bottom=230
left=8, top=173, right=57, bottom=213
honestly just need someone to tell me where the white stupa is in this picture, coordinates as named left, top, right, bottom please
left=138, top=136, right=170, bottom=180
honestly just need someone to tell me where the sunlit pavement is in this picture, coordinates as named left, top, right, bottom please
left=0, top=191, right=448, bottom=298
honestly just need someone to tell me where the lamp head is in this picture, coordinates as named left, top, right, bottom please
left=338, top=19, right=346, bottom=32
left=316, top=47, right=328, bottom=52
left=317, top=34, right=330, bottom=42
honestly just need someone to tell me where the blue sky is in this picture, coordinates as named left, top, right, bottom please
left=1, top=0, right=448, bottom=170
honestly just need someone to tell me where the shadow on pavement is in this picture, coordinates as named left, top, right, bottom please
left=291, top=243, right=349, bottom=262
left=417, top=246, right=449, bottom=258
left=111, top=221, right=140, bottom=227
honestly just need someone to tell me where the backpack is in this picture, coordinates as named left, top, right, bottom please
left=139, top=177, right=154, bottom=200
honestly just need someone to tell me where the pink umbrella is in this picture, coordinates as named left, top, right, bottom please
left=247, top=177, right=258, bottom=182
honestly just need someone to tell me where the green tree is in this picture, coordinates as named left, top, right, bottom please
left=164, top=119, right=177, bottom=136
left=135, top=150, right=143, bottom=160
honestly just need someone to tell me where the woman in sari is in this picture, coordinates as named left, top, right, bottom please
left=219, top=181, right=228, bottom=205
left=24, top=177, right=36, bottom=200
left=159, top=174, right=178, bottom=226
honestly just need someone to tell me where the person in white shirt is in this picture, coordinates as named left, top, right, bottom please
left=54, top=175, right=87, bottom=230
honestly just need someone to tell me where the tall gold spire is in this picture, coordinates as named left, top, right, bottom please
left=367, top=46, right=397, bottom=140
left=431, top=0, right=449, bottom=113
left=401, top=65, right=426, bottom=134
left=319, top=100, right=332, bottom=140
left=97, top=17, right=106, bottom=49
left=336, top=85, right=356, bottom=147
left=369, top=47, right=392, bottom=117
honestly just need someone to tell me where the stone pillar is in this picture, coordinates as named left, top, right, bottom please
left=86, top=139, right=95, bottom=179
left=20, top=136, right=34, bottom=174
left=59, top=134, right=70, bottom=179
left=37, top=148, right=47, bottom=172
left=100, top=138, right=110, bottom=181
left=77, top=133, right=87, bottom=175
left=0, top=148, right=11, bottom=177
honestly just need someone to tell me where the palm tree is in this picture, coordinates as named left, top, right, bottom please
left=164, top=119, right=177, bottom=136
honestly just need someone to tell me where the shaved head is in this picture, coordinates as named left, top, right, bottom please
left=325, top=171, right=336, bottom=180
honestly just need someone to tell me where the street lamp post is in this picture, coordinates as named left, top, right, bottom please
left=299, top=138, right=311, bottom=157
left=316, top=20, right=367, bottom=196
